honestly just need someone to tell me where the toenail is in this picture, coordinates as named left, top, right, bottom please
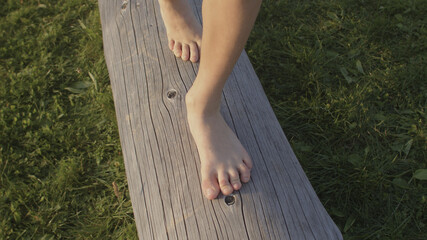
left=206, top=188, right=215, bottom=197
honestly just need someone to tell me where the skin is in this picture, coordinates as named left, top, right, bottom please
left=159, top=0, right=262, bottom=200
left=158, top=0, right=202, bottom=62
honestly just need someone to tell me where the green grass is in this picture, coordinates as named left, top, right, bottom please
left=1, top=0, right=426, bottom=239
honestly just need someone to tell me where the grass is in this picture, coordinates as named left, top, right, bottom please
left=1, top=0, right=425, bottom=239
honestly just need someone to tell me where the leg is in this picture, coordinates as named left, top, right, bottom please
left=185, top=0, right=262, bottom=200
left=158, top=0, right=202, bottom=62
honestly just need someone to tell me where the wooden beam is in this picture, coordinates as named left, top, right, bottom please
left=99, top=0, right=343, bottom=239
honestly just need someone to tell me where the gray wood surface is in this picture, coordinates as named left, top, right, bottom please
left=99, top=0, right=343, bottom=239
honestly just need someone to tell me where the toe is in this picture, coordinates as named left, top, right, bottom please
left=173, top=42, right=182, bottom=58
left=189, top=42, right=199, bottom=63
left=168, top=39, right=175, bottom=51
left=181, top=44, right=190, bottom=61
left=238, top=163, right=251, bottom=183
left=218, top=172, right=234, bottom=196
left=229, top=169, right=242, bottom=191
left=201, top=171, right=220, bottom=200
left=243, top=149, right=253, bottom=169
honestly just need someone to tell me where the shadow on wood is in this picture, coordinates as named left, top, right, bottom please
left=99, top=0, right=343, bottom=239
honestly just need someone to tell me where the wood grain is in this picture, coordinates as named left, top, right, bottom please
left=99, top=0, right=343, bottom=239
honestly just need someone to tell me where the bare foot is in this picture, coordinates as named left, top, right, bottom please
left=185, top=93, right=253, bottom=200
left=159, top=0, right=202, bottom=62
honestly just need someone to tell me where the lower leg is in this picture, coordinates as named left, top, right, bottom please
left=185, top=0, right=262, bottom=199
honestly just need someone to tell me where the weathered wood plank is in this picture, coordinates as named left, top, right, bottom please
left=99, top=0, right=343, bottom=239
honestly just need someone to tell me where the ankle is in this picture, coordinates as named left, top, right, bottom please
left=185, top=89, right=220, bottom=118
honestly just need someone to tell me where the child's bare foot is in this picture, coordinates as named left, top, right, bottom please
left=185, top=92, right=253, bottom=200
left=159, top=0, right=202, bottom=62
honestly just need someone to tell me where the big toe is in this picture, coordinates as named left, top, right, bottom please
left=201, top=173, right=220, bottom=200
left=168, top=39, right=175, bottom=51
left=173, top=42, right=182, bottom=58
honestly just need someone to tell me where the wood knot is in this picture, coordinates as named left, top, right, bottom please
left=224, top=195, right=235, bottom=206
left=121, top=1, right=128, bottom=10
left=166, top=89, right=177, bottom=99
